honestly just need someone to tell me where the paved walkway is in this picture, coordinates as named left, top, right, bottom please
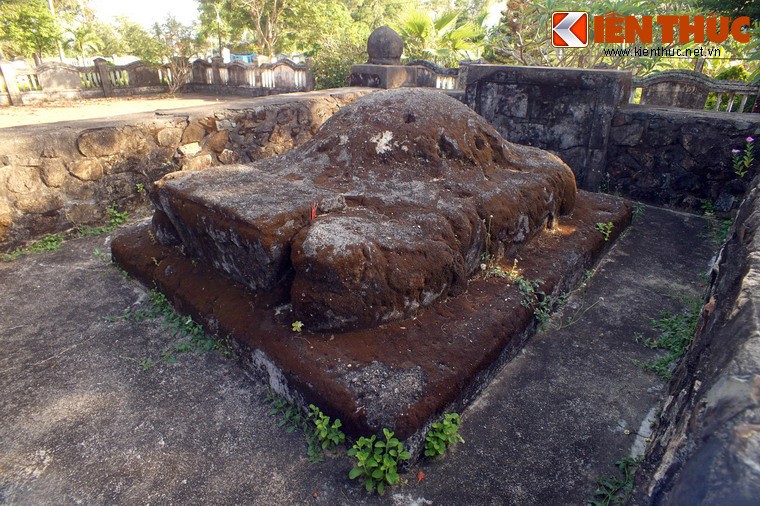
left=0, top=94, right=240, bottom=129
left=0, top=206, right=713, bottom=504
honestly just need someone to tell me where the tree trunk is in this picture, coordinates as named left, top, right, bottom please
left=47, top=0, right=65, bottom=62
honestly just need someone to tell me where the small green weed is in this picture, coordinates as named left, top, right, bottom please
left=484, top=259, right=567, bottom=330
left=424, top=413, right=464, bottom=458
left=595, top=221, right=614, bottom=241
left=632, top=202, right=645, bottom=223
left=709, top=217, right=733, bottom=246
left=1, top=233, right=64, bottom=261
left=266, top=391, right=308, bottom=434
left=599, top=174, right=610, bottom=193
left=348, top=428, right=410, bottom=495
left=93, top=247, right=110, bottom=263
left=731, top=136, right=754, bottom=178
left=77, top=205, right=129, bottom=237
left=123, top=357, right=157, bottom=371
left=480, top=214, right=497, bottom=269
left=136, top=183, right=145, bottom=194
left=291, top=320, right=304, bottom=333
left=590, top=456, right=642, bottom=506
left=517, top=277, right=569, bottom=327
left=309, top=404, right=346, bottom=452
left=633, top=296, right=701, bottom=379
left=701, top=200, right=733, bottom=246
left=264, top=392, right=341, bottom=462
left=2, top=205, right=129, bottom=261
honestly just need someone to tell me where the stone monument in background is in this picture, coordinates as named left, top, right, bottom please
left=349, top=26, right=425, bottom=89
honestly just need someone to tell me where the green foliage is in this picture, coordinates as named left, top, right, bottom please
left=732, top=137, right=755, bottom=178
left=309, top=404, right=346, bottom=451
left=701, top=200, right=733, bottom=246
left=424, top=412, right=464, bottom=457
left=1, top=204, right=128, bottom=262
left=706, top=65, right=754, bottom=109
left=695, top=0, right=760, bottom=23
left=348, top=428, right=410, bottom=495
left=1, top=233, right=64, bottom=261
left=90, top=20, right=128, bottom=56
left=634, top=296, right=701, bottom=379
left=715, top=65, right=750, bottom=82
left=196, top=0, right=243, bottom=55
left=66, top=24, right=102, bottom=56
left=515, top=275, right=569, bottom=328
left=0, top=0, right=60, bottom=62
left=77, top=205, right=129, bottom=237
left=590, top=456, right=643, bottom=506
left=595, top=222, right=614, bottom=241
left=632, top=202, right=645, bottom=223
left=151, top=17, right=199, bottom=94
left=486, top=0, right=749, bottom=76
left=483, top=259, right=568, bottom=330
left=115, top=17, right=164, bottom=62
left=394, top=8, right=486, bottom=66
left=291, top=320, right=304, bottom=332
left=110, top=289, right=230, bottom=369
left=311, top=33, right=367, bottom=89
left=344, top=0, right=406, bottom=29
left=264, top=393, right=342, bottom=462
left=266, top=391, right=306, bottom=433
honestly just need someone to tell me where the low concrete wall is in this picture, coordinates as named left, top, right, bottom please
left=0, top=89, right=372, bottom=251
left=632, top=176, right=760, bottom=504
left=607, top=106, right=760, bottom=211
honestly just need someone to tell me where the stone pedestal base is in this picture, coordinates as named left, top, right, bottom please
left=112, top=191, right=631, bottom=461
left=348, top=64, right=422, bottom=89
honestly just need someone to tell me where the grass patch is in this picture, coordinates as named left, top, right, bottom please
left=1, top=233, right=64, bottom=261
left=590, top=455, right=643, bottom=505
left=634, top=296, right=702, bottom=379
left=109, top=289, right=232, bottom=368
left=1, top=205, right=130, bottom=262
left=76, top=206, right=129, bottom=237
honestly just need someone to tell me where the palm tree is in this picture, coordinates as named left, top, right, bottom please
left=395, top=9, right=485, bottom=67
left=66, top=24, right=102, bottom=59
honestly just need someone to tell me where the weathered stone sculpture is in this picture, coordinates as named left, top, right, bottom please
left=366, top=26, right=404, bottom=65
left=349, top=26, right=421, bottom=88
left=149, top=88, right=577, bottom=331
left=113, top=87, right=630, bottom=446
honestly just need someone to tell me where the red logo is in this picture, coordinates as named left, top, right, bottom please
left=552, top=12, right=588, bottom=47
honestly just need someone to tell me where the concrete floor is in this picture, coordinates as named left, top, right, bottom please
left=0, top=205, right=714, bottom=504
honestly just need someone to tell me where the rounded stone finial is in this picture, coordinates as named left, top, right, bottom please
left=367, top=26, right=404, bottom=65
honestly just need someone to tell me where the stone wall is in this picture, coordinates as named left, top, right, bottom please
left=462, top=65, right=632, bottom=190
left=607, top=106, right=760, bottom=211
left=0, top=89, right=372, bottom=250
left=461, top=65, right=760, bottom=212
left=631, top=176, right=760, bottom=504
